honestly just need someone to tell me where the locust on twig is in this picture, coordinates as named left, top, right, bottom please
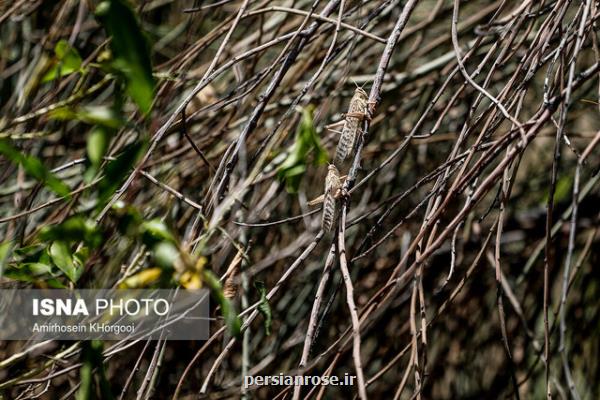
left=319, top=164, right=343, bottom=232
left=332, top=87, right=369, bottom=165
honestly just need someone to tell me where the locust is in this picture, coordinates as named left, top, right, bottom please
left=332, top=87, right=369, bottom=165
left=319, top=164, right=342, bottom=232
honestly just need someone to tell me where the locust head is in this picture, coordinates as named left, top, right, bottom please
left=355, top=87, right=368, bottom=99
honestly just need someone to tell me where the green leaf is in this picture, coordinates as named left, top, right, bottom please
left=42, top=40, right=83, bottom=83
left=0, top=139, right=71, bottom=197
left=140, top=219, right=175, bottom=246
left=28, top=262, right=54, bottom=276
left=254, top=281, right=272, bottom=335
left=277, top=106, right=328, bottom=193
left=5, top=246, right=60, bottom=284
left=87, top=127, right=111, bottom=168
left=3, top=263, right=60, bottom=285
left=0, top=241, right=13, bottom=277
left=96, top=0, right=155, bottom=113
left=49, top=241, right=81, bottom=283
left=79, top=106, right=123, bottom=129
left=555, top=175, right=572, bottom=203
left=39, top=217, right=103, bottom=248
left=9, top=262, right=52, bottom=277
left=541, top=175, right=574, bottom=205
left=13, top=244, right=44, bottom=258
left=0, top=241, right=12, bottom=261
left=48, top=107, right=78, bottom=121
left=202, top=269, right=242, bottom=337
left=282, top=164, right=307, bottom=178
left=50, top=105, right=123, bottom=129
left=10, top=244, right=47, bottom=269
left=153, top=241, right=180, bottom=269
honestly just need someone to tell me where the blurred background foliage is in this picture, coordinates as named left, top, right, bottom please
left=0, top=0, right=599, bottom=399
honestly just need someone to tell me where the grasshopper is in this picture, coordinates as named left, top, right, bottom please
left=332, top=87, right=369, bottom=165
left=320, top=164, right=343, bottom=232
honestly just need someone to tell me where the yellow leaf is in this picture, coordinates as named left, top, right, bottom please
left=195, top=256, right=208, bottom=272
left=180, top=270, right=202, bottom=289
left=119, top=267, right=162, bottom=288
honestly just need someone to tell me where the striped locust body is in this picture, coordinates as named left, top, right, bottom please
left=321, top=164, right=342, bottom=232
left=334, top=87, right=368, bottom=164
